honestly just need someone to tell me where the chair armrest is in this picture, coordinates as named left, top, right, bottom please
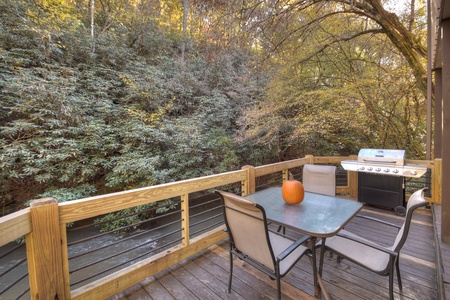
left=355, top=214, right=401, bottom=229
left=277, top=235, right=311, bottom=261
left=335, top=232, right=398, bottom=257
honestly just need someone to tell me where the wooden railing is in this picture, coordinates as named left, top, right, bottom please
left=0, top=155, right=442, bottom=299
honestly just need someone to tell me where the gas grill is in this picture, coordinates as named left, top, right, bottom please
left=340, top=149, right=427, bottom=178
left=340, top=149, right=427, bottom=215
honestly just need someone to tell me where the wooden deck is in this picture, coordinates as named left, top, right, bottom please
left=108, top=205, right=437, bottom=300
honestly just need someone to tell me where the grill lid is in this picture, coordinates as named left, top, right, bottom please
left=357, top=148, right=405, bottom=166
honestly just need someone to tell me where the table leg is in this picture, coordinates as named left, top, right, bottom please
left=309, top=237, right=330, bottom=300
left=317, top=272, right=331, bottom=300
left=309, top=237, right=318, bottom=295
left=319, top=238, right=327, bottom=277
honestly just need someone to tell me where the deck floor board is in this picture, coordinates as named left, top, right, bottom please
left=110, top=205, right=438, bottom=299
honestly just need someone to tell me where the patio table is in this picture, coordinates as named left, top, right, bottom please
left=244, top=186, right=363, bottom=299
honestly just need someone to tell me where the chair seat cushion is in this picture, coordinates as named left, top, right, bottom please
left=269, top=232, right=309, bottom=276
left=323, top=230, right=391, bottom=273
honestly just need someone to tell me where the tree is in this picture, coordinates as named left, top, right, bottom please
left=236, top=1, right=427, bottom=96
left=235, top=0, right=428, bottom=159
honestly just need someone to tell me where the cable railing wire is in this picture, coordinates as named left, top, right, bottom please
left=0, top=243, right=27, bottom=298
left=0, top=242, right=25, bottom=260
left=69, top=226, right=180, bottom=274
left=190, top=205, right=222, bottom=219
left=66, top=199, right=182, bottom=236
left=0, top=256, right=26, bottom=278
left=0, top=271, right=28, bottom=296
left=190, top=212, right=223, bottom=228
left=68, top=196, right=216, bottom=285
left=190, top=220, right=224, bottom=237
left=68, top=217, right=181, bottom=260
left=67, top=205, right=181, bottom=247
left=189, top=197, right=221, bottom=210
left=70, top=233, right=184, bottom=286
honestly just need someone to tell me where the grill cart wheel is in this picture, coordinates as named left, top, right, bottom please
left=394, top=206, right=406, bottom=216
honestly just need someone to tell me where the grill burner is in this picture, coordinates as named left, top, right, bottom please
left=341, top=148, right=427, bottom=178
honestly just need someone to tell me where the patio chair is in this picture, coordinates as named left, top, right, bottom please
left=317, top=188, right=428, bottom=300
left=216, top=190, right=313, bottom=300
left=302, top=164, right=336, bottom=196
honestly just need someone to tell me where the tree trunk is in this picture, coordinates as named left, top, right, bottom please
left=91, top=0, right=95, bottom=53
left=363, top=0, right=427, bottom=97
left=182, top=0, right=188, bottom=62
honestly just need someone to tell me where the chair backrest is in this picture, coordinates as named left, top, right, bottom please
left=302, top=164, right=336, bottom=196
left=391, top=188, right=429, bottom=252
left=217, top=191, right=276, bottom=271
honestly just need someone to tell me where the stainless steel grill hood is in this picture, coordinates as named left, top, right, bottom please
left=341, top=149, right=427, bottom=178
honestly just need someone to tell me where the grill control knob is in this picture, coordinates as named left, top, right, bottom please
left=411, top=170, right=418, bottom=176
left=384, top=169, right=390, bottom=173
left=367, top=167, right=373, bottom=171
left=393, top=169, right=399, bottom=174
left=359, top=166, right=365, bottom=171
left=375, top=168, right=381, bottom=172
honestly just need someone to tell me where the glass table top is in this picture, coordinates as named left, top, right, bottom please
left=244, top=187, right=363, bottom=238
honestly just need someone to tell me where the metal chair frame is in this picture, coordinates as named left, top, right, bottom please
left=217, top=190, right=312, bottom=300
left=318, top=188, right=429, bottom=300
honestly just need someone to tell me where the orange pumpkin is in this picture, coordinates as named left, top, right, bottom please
left=281, top=179, right=305, bottom=204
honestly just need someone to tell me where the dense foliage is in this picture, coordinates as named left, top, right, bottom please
left=0, top=0, right=257, bottom=212
left=0, top=0, right=428, bottom=214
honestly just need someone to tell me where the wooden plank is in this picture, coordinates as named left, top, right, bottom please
left=139, top=276, right=175, bottom=300
left=157, top=272, right=198, bottom=300
left=255, top=158, right=310, bottom=177
left=315, top=258, right=392, bottom=300
left=117, top=282, right=150, bottom=300
left=405, top=158, right=434, bottom=167
left=196, top=252, right=272, bottom=299
left=0, top=208, right=31, bottom=247
left=205, top=250, right=279, bottom=299
left=313, top=156, right=348, bottom=164
left=59, top=170, right=246, bottom=224
left=168, top=263, right=222, bottom=300
left=182, top=258, right=246, bottom=300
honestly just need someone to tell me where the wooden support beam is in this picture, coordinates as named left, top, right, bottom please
left=433, top=159, right=443, bottom=204
left=241, top=165, right=256, bottom=195
left=435, top=68, right=443, bottom=159
left=181, top=193, right=190, bottom=246
left=441, top=18, right=450, bottom=243
left=348, top=155, right=358, bottom=199
left=26, top=198, right=66, bottom=300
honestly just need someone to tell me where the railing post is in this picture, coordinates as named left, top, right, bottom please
left=241, top=165, right=256, bottom=195
left=181, top=193, right=190, bottom=246
left=433, top=158, right=442, bottom=204
left=282, top=169, right=289, bottom=181
left=26, top=198, right=65, bottom=300
left=305, top=154, right=314, bottom=164
left=348, top=155, right=358, bottom=199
